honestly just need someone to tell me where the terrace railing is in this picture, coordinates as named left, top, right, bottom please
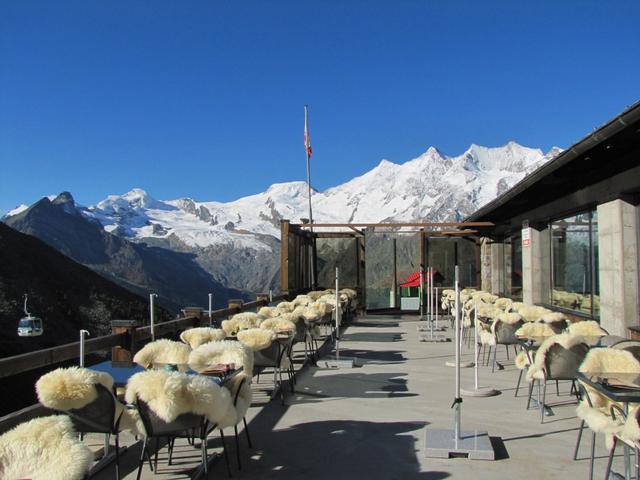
left=0, top=291, right=295, bottom=434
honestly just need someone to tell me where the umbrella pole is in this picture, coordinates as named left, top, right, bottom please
left=424, top=265, right=496, bottom=460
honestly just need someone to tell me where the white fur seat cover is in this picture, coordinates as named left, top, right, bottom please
left=519, top=305, right=552, bottom=322
left=188, top=340, right=254, bottom=423
left=576, top=349, right=640, bottom=448
left=568, top=320, right=607, bottom=337
left=133, top=339, right=191, bottom=370
left=180, top=327, right=226, bottom=349
left=260, top=317, right=296, bottom=334
left=540, top=311, right=567, bottom=324
left=0, top=415, right=93, bottom=480
left=189, top=340, right=254, bottom=378
left=125, top=370, right=237, bottom=430
left=237, top=328, right=276, bottom=352
left=36, top=366, right=137, bottom=433
left=494, top=297, right=513, bottom=311
left=515, top=321, right=555, bottom=338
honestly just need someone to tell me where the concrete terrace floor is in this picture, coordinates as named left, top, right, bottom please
left=93, top=314, right=628, bottom=479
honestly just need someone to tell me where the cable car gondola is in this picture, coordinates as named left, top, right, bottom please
left=17, top=294, right=43, bottom=337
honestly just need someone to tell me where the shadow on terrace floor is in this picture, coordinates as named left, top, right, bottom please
left=290, top=371, right=417, bottom=402
left=212, top=417, right=449, bottom=480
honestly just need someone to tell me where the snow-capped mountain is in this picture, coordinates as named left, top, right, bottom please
left=83, top=141, right=560, bottom=246
left=4, top=141, right=561, bottom=293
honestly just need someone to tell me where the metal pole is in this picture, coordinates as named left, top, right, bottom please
left=208, top=293, right=213, bottom=327
left=426, top=266, right=431, bottom=321
left=454, top=265, right=461, bottom=443
left=79, top=329, right=90, bottom=367
left=474, top=300, right=479, bottom=390
left=335, top=267, right=340, bottom=364
left=430, top=267, right=435, bottom=323
left=435, top=287, right=439, bottom=329
left=304, top=105, right=315, bottom=289
left=420, top=267, right=424, bottom=320
left=150, top=293, right=157, bottom=341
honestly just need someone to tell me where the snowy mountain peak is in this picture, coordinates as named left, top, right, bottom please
left=265, top=181, right=311, bottom=197
left=95, top=188, right=171, bottom=214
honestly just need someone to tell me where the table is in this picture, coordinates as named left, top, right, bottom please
left=577, top=372, right=640, bottom=480
left=90, top=360, right=242, bottom=387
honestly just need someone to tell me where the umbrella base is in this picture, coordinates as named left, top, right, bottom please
left=425, top=429, right=495, bottom=460
left=317, top=355, right=356, bottom=369
left=419, top=333, right=450, bottom=342
left=445, top=361, right=474, bottom=368
left=461, top=387, right=500, bottom=397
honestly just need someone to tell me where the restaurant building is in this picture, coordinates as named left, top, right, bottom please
left=467, top=101, right=640, bottom=337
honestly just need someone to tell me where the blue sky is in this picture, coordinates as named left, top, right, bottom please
left=1, top=1, right=639, bottom=214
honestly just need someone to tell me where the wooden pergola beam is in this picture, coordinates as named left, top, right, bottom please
left=304, top=229, right=480, bottom=237
left=293, top=221, right=494, bottom=228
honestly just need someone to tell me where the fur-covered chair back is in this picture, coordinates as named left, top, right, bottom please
left=260, top=317, right=296, bottom=335
left=568, top=320, right=608, bottom=338
left=515, top=321, right=555, bottom=338
left=545, top=343, right=590, bottom=380
left=36, top=366, right=135, bottom=433
left=189, top=340, right=255, bottom=380
left=611, top=340, right=640, bottom=362
left=133, top=339, right=191, bottom=370
left=0, top=415, right=93, bottom=480
left=180, top=327, right=226, bottom=349
left=494, top=297, right=513, bottom=311
left=526, top=334, right=588, bottom=382
left=519, top=305, right=552, bottom=322
left=493, top=313, right=524, bottom=345
left=540, top=312, right=568, bottom=333
left=237, top=328, right=276, bottom=352
left=125, top=369, right=236, bottom=430
left=580, top=348, right=640, bottom=374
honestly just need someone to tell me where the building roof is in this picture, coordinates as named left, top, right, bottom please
left=465, top=100, right=640, bottom=235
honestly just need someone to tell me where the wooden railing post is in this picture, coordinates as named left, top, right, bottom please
left=182, top=307, right=204, bottom=325
left=228, top=299, right=243, bottom=319
left=256, top=293, right=269, bottom=310
left=111, top=320, right=141, bottom=362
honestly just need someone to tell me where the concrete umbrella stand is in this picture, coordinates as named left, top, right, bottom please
left=425, top=266, right=496, bottom=460
left=461, top=301, right=500, bottom=397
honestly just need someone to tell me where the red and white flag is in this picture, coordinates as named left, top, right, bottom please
left=304, top=105, right=312, bottom=158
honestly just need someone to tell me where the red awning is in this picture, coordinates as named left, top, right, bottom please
left=399, top=269, right=440, bottom=288
left=399, top=271, right=421, bottom=287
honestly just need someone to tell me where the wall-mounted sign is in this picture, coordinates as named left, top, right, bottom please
left=522, top=227, right=531, bottom=247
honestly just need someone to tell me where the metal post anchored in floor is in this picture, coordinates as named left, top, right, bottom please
left=425, top=265, right=497, bottom=460
left=461, top=300, right=499, bottom=398
left=419, top=266, right=448, bottom=342
left=319, top=267, right=355, bottom=369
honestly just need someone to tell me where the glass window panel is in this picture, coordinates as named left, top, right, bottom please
left=427, top=238, right=455, bottom=287
left=364, top=233, right=395, bottom=310
left=503, top=235, right=523, bottom=300
left=457, top=239, right=478, bottom=289
left=364, top=232, right=420, bottom=310
left=551, top=210, right=598, bottom=316
left=426, top=238, right=478, bottom=289
left=316, top=238, right=358, bottom=289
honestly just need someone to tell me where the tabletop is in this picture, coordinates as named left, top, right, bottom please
left=577, top=372, right=640, bottom=404
left=90, top=360, right=243, bottom=387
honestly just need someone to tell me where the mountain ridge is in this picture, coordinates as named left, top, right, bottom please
left=3, top=141, right=561, bottom=294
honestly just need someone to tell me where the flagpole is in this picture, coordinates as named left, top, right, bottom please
left=304, top=104, right=316, bottom=288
